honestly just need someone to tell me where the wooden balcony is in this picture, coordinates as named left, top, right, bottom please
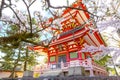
left=39, top=59, right=108, bottom=76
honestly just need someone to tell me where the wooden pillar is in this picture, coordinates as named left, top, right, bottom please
left=95, top=71, right=98, bottom=76
left=47, top=52, right=50, bottom=63
left=78, top=51, right=82, bottom=60
left=66, top=52, right=70, bottom=62
left=75, top=38, right=82, bottom=60
left=89, top=69, right=94, bottom=77
left=65, top=42, right=70, bottom=62
left=54, top=45, right=58, bottom=63
left=88, top=58, right=94, bottom=77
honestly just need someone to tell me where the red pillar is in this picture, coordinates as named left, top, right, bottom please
left=75, top=38, right=81, bottom=60
left=65, top=43, right=70, bottom=62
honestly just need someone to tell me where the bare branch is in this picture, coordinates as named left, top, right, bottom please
left=46, top=0, right=98, bottom=17
left=29, top=0, right=37, bottom=7
left=48, top=8, right=57, bottom=17
left=0, top=0, right=5, bottom=18
left=5, top=4, right=26, bottom=30
left=23, top=0, right=33, bottom=33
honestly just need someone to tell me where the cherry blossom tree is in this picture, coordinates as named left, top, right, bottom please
left=80, top=43, right=120, bottom=75
left=0, top=0, right=120, bottom=77
left=84, top=0, right=120, bottom=75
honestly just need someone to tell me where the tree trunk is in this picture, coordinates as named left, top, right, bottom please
left=0, top=0, right=5, bottom=18
left=9, top=56, right=20, bottom=78
left=9, top=45, right=21, bottom=78
left=114, top=65, right=119, bottom=76
left=24, top=61, right=27, bottom=71
left=24, top=48, right=28, bottom=71
left=110, top=53, right=119, bottom=76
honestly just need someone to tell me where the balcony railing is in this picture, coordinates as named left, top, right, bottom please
left=40, top=59, right=106, bottom=74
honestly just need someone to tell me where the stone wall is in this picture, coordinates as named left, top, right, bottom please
left=0, top=71, right=23, bottom=79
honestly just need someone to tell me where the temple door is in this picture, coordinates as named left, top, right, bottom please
left=58, top=55, right=66, bottom=68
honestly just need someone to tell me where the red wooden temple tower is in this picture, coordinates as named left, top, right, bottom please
left=33, top=0, right=108, bottom=77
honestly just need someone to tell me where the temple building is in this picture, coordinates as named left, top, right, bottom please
left=33, top=0, right=108, bottom=77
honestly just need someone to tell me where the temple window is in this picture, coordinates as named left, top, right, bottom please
left=50, top=56, right=56, bottom=62
left=69, top=51, right=78, bottom=59
left=81, top=53, right=85, bottom=59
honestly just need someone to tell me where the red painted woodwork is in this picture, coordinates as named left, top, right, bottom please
left=47, top=0, right=105, bottom=64
left=32, top=0, right=108, bottom=76
left=31, top=0, right=105, bottom=67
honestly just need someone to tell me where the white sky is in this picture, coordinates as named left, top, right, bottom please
left=50, top=0, right=75, bottom=6
left=2, top=0, right=75, bottom=17
left=2, top=0, right=45, bottom=16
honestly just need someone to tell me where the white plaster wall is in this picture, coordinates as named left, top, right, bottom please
left=0, top=72, right=10, bottom=79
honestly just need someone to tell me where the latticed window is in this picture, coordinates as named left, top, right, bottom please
left=81, top=53, right=85, bottom=59
left=50, top=56, right=56, bottom=62
left=69, top=51, right=78, bottom=59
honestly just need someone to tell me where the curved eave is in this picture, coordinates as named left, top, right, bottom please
left=50, top=27, right=89, bottom=46
left=83, top=29, right=106, bottom=47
